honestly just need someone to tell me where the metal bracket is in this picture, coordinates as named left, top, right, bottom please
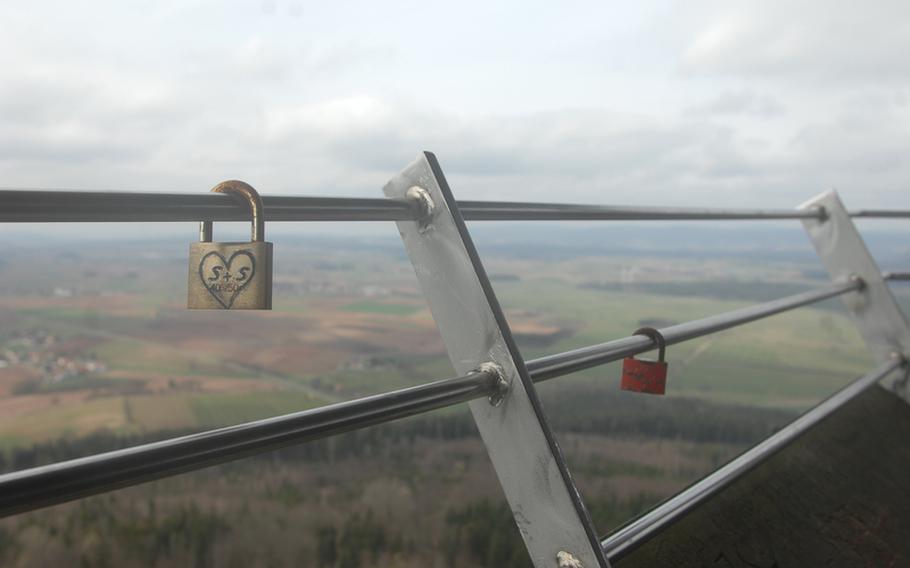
left=800, top=191, right=910, bottom=399
left=384, top=152, right=609, bottom=568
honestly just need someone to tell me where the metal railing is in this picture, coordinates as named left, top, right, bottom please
left=884, top=271, right=910, bottom=282
left=0, top=151, right=908, bottom=568
left=3, top=189, right=910, bottom=223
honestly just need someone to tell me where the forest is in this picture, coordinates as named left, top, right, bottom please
left=0, top=388, right=795, bottom=567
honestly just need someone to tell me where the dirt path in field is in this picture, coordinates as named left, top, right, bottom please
left=675, top=336, right=718, bottom=373
left=222, top=361, right=342, bottom=403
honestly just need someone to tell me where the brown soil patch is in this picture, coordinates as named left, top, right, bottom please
left=136, top=307, right=445, bottom=372
left=107, top=371, right=275, bottom=394
left=0, top=294, right=148, bottom=317
left=0, top=367, right=41, bottom=396
left=0, top=391, right=89, bottom=417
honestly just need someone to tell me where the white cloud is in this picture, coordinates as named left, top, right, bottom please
left=682, top=0, right=910, bottom=81
left=686, top=90, right=786, bottom=117
left=0, top=0, right=908, bottom=220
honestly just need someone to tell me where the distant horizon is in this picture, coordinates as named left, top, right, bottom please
left=1, top=221, right=907, bottom=267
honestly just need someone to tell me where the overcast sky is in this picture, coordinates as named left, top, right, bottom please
left=2, top=0, right=909, bottom=215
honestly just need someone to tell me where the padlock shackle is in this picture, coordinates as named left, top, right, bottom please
left=200, top=180, right=265, bottom=242
left=633, top=326, right=666, bottom=362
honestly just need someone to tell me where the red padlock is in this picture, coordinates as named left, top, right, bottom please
left=621, top=327, right=668, bottom=395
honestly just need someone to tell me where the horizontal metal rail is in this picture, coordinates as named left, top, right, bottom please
left=0, top=371, right=497, bottom=518
left=0, top=190, right=838, bottom=222
left=601, top=357, right=904, bottom=560
left=528, top=280, right=862, bottom=381
left=883, top=271, right=910, bottom=281
left=851, top=209, right=910, bottom=218
left=0, top=191, right=416, bottom=223
left=0, top=282, right=861, bottom=518
left=455, top=202, right=822, bottom=221
left=3, top=189, right=908, bottom=223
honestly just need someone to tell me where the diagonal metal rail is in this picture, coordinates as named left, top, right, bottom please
left=601, top=357, right=904, bottom=561
left=384, top=152, right=610, bottom=567
left=801, top=191, right=910, bottom=397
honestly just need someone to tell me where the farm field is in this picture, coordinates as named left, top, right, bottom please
left=0, top=246, right=872, bottom=445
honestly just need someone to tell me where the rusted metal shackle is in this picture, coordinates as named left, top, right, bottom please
left=633, top=326, right=666, bottom=362
left=200, top=180, right=265, bottom=243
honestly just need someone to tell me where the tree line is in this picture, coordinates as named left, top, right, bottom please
left=1, top=388, right=794, bottom=474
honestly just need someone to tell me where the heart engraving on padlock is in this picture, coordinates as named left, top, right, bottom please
left=198, top=250, right=257, bottom=309
left=187, top=180, right=273, bottom=310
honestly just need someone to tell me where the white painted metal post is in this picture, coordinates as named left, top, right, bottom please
left=800, top=191, right=910, bottom=396
left=384, top=153, right=609, bottom=568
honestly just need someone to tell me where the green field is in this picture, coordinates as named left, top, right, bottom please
left=342, top=301, right=422, bottom=316
left=494, top=279, right=870, bottom=408
left=189, top=392, right=324, bottom=427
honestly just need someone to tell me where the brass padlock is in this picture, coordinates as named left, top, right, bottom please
left=187, top=180, right=273, bottom=310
